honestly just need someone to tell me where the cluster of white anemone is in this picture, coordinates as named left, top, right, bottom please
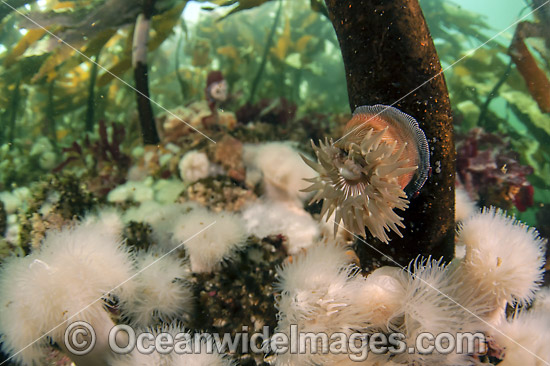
left=169, top=207, right=248, bottom=273
left=1, top=131, right=548, bottom=366
left=0, top=213, right=135, bottom=365
left=0, top=137, right=327, bottom=366
left=0, top=204, right=248, bottom=366
left=274, top=207, right=548, bottom=366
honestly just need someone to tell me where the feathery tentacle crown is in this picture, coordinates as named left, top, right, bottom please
left=302, top=105, right=430, bottom=243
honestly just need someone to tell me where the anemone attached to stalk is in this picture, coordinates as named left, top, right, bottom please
left=302, top=105, right=430, bottom=243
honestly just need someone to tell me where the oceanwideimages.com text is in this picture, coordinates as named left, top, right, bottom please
left=64, top=322, right=487, bottom=362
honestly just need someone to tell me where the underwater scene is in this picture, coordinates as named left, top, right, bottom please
left=0, top=0, right=549, bottom=365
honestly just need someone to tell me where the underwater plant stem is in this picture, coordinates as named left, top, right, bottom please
left=247, top=0, right=283, bottom=105
left=7, top=77, right=20, bottom=145
left=477, top=60, right=512, bottom=128
left=175, top=34, right=188, bottom=104
left=324, top=0, right=455, bottom=266
left=508, top=20, right=550, bottom=113
left=133, top=1, right=160, bottom=145
left=85, top=51, right=101, bottom=132
left=47, top=80, right=58, bottom=149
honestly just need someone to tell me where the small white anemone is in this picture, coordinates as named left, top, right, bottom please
left=38, top=151, right=57, bottom=170
left=119, top=250, right=193, bottom=327
left=243, top=142, right=315, bottom=203
left=178, top=150, right=210, bottom=183
left=5, top=214, right=20, bottom=244
left=123, top=201, right=197, bottom=245
left=170, top=208, right=247, bottom=273
left=108, top=179, right=154, bottom=203
left=153, top=179, right=186, bottom=204
left=241, top=200, right=319, bottom=254
left=0, top=187, right=31, bottom=214
left=0, top=218, right=135, bottom=365
left=356, top=266, right=406, bottom=329
left=83, top=208, right=124, bottom=239
left=455, top=186, right=476, bottom=222
left=29, top=136, right=54, bottom=157
left=455, top=207, right=546, bottom=317
left=0, top=191, right=20, bottom=214
left=0, top=254, right=51, bottom=364
left=275, top=243, right=354, bottom=305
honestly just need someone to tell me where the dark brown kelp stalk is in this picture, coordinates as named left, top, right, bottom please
left=133, top=0, right=160, bottom=145
left=46, top=80, right=58, bottom=150
left=324, top=0, right=455, bottom=267
left=85, top=52, right=101, bottom=132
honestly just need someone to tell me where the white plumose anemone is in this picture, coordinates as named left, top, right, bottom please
left=390, top=258, right=483, bottom=366
left=83, top=208, right=124, bottom=238
left=0, top=219, right=135, bottom=366
left=107, top=179, right=154, bottom=203
left=533, top=287, right=550, bottom=313
left=275, top=243, right=397, bottom=365
left=118, top=250, right=193, bottom=327
left=0, top=254, right=53, bottom=364
left=302, top=105, right=429, bottom=243
left=455, top=186, right=476, bottom=222
left=241, top=199, right=319, bottom=254
left=243, top=142, right=316, bottom=203
left=271, top=203, right=547, bottom=365
left=178, top=150, right=210, bottom=183
left=355, top=266, right=406, bottom=329
left=124, top=201, right=197, bottom=246
left=493, top=309, right=550, bottom=366
left=170, top=208, right=247, bottom=273
left=455, top=207, right=546, bottom=319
